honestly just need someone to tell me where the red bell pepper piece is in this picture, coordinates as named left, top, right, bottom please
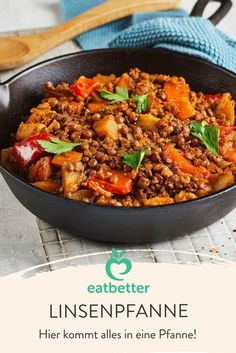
left=203, top=93, right=222, bottom=101
left=219, top=126, right=236, bottom=163
left=70, top=77, right=96, bottom=98
left=12, top=133, right=51, bottom=168
left=88, top=169, right=133, bottom=195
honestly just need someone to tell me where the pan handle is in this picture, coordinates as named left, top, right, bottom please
left=190, top=0, right=232, bottom=25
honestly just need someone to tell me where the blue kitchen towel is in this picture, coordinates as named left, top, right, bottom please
left=60, top=0, right=236, bottom=73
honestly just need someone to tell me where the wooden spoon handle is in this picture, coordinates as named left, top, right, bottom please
left=39, top=0, right=181, bottom=47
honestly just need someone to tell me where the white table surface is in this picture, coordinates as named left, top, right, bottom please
left=0, top=0, right=236, bottom=276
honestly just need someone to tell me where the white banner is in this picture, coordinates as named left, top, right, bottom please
left=0, top=257, right=235, bottom=353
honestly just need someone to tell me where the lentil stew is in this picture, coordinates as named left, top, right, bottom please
left=1, top=68, right=236, bottom=207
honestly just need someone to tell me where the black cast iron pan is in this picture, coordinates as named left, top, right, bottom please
left=0, top=0, right=235, bottom=243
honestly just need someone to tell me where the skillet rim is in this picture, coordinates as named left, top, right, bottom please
left=0, top=47, right=236, bottom=212
left=1, top=48, right=236, bottom=85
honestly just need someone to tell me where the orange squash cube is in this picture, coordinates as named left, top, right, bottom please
left=52, top=151, right=82, bottom=167
left=16, top=122, right=46, bottom=141
left=138, top=114, right=159, bottom=131
left=62, top=166, right=81, bottom=195
left=144, top=196, right=174, bottom=206
left=116, top=73, right=133, bottom=89
left=216, top=93, right=235, bottom=126
left=211, top=172, right=234, bottom=192
left=32, top=181, right=59, bottom=194
left=164, top=78, right=195, bottom=120
left=93, top=115, right=119, bottom=140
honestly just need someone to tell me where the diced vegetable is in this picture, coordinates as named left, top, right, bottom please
left=69, top=189, right=94, bottom=201
left=216, top=93, right=235, bottom=126
left=87, top=169, right=133, bottom=195
left=52, top=151, right=82, bottom=167
left=0, top=147, right=18, bottom=172
left=219, top=126, right=236, bottom=162
left=32, top=180, right=59, bottom=193
left=149, top=95, right=156, bottom=104
left=164, top=78, right=195, bottom=120
left=16, top=122, right=46, bottom=141
left=219, top=126, right=234, bottom=140
left=93, top=74, right=116, bottom=85
left=93, top=115, right=119, bottom=140
left=144, top=196, right=174, bottom=206
left=163, top=145, right=211, bottom=179
left=27, top=106, right=52, bottom=123
left=173, top=96, right=195, bottom=120
left=138, top=114, right=159, bottom=131
left=211, top=172, right=235, bottom=192
left=70, top=77, right=96, bottom=98
left=1, top=147, right=12, bottom=164
left=62, top=166, right=81, bottom=195
left=87, top=180, right=112, bottom=198
left=174, top=191, right=197, bottom=202
left=28, top=157, right=53, bottom=182
left=66, top=101, right=83, bottom=114
left=88, top=102, right=108, bottom=113
left=164, top=78, right=190, bottom=100
left=12, top=133, right=51, bottom=168
left=116, top=73, right=133, bottom=89
left=47, top=119, right=61, bottom=133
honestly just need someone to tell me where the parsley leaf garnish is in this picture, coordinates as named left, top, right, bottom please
left=190, top=121, right=219, bottom=157
left=133, top=94, right=151, bottom=113
left=38, top=137, right=80, bottom=155
left=99, top=86, right=129, bottom=104
left=123, top=147, right=148, bottom=170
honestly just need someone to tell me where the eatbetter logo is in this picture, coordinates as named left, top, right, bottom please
left=105, top=248, right=132, bottom=281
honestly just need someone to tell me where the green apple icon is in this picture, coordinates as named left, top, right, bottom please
left=105, top=248, right=132, bottom=281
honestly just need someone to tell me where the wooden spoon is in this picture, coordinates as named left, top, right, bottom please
left=0, top=0, right=180, bottom=70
